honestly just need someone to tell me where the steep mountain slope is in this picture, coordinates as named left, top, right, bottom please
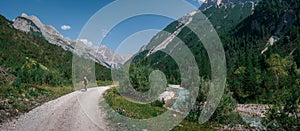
left=13, top=13, right=75, bottom=54
left=129, top=0, right=259, bottom=83
left=12, top=13, right=128, bottom=67
left=232, top=0, right=300, bottom=56
left=0, top=15, right=111, bottom=84
left=223, top=0, right=300, bottom=102
left=200, top=0, right=259, bottom=32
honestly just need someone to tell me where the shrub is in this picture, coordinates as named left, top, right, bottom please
left=150, top=99, right=165, bottom=107
left=185, top=78, right=241, bottom=125
left=262, top=85, right=300, bottom=130
left=210, top=89, right=241, bottom=125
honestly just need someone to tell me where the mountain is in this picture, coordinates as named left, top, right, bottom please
left=200, top=0, right=259, bottom=32
left=128, top=0, right=300, bottom=102
left=13, top=13, right=75, bottom=52
left=0, top=14, right=111, bottom=85
left=232, top=0, right=299, bottom=55
left=96, top=45, right=133, bottom=66
left=129, top=0, right=260, bottom=80
left=132, top=0, right=259, bottom=56
left=12, top=13, right=129, bottom=68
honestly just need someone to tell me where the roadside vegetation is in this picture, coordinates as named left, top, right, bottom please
left=97, top=80, right=113, bottom=87
left=104, top=87, right=166, bottom=119
left=0, top=83, right=73, bottom=123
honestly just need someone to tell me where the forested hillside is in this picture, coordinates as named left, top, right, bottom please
left=225, top=0, right=300, bottom=103
left=0, top=15, right=111, bottom=85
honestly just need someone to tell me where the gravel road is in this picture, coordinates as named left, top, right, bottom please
left=0, top=86, right=112, bottom=131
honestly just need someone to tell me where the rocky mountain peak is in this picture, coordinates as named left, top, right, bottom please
left=14, top=13, right=66, bottom=47
left=20, top=13, right=44, bottom=28
left=96, top=45, right=132, bottom=65
left=12, top=13, right=131, bottom=68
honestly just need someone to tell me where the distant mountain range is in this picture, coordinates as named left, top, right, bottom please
left=12, top=13, right=131, bottom=68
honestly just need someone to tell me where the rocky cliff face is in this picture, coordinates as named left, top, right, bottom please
left=13, top=13, right=74, bottom=51
left=12, top=13, right=130, bottom=68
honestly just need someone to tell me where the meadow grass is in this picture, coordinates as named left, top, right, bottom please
left=103, top=87, right=214, bottom=130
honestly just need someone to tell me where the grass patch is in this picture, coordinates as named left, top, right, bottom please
left=103, top=87, right=215, bottom=130
left=73, top=80, right=113, bottom=91
left=172, top=120, right=215, bottom=131
left=103, top=87, right=166, bottom=119
left=43, top=85, right=74, bottom=99
left=97, top=80, right=113, bottom=86
left=0, top=84, right=73, bottom=123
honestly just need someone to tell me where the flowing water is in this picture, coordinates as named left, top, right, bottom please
left=239, top=113, right=266, bottom=130
left=166, top=86, right=267, bottom=130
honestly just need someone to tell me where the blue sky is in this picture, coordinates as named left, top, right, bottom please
left=0, top=0, right=203, bottom=55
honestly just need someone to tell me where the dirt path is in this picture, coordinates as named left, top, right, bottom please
left=0, top=86, right=112, bottom=131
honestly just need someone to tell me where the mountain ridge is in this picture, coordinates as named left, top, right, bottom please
left=12, top=13, right=130, bottom=68
left=0, top=14, right=112, bottom=85
left=200, top=0, right=258, bottom=11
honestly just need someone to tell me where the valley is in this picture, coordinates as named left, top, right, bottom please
left=0, top=0, right=299, bottom=130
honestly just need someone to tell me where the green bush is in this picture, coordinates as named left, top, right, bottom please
left=150, top=99, right=165, bottom=107
left=210, top=89, right=242, bottom=125
left=262, top=85, right=300, bottom=130
left=185, top=111, right=200, bottom=122
left=185, top=78, right=241, bottom=125
left=129, top=64, right=153, bottom=92
left=11, top=58, right=65, bottom=86
left=104, top=87, right=167, bottom=119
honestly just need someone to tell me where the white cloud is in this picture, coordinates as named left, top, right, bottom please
left=78, top=39, right=93, bottom=47
left=61, top=25, right=71, bottom=31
